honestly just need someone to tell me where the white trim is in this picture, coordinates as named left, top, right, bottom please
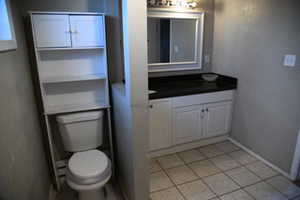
left=48, top=184, right=57, bottom=200
left=147, top=10, right=204, bottom=72
left=291, top=129, right=300, bottom=180
left=148, top=8, right=205, bottom=14
left=228, top=137, right=293, bottom=180
left=149, top=135, right=228, bottom=158
left=149, top=66, right=202, bottom=72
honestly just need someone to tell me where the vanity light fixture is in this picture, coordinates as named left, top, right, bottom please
left=147, top=0, right=199, bottom=9
left=188, top=1, right=198, bottom=8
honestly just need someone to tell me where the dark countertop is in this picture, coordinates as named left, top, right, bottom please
left=149, top=73, right=238, bottom=100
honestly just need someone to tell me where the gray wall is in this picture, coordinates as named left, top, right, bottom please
left=213, top=0, right=300, bottom=173
left=0, top=1, right=51, bottom=199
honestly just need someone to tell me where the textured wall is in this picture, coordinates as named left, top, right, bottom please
left=0, top=1, right=50, bottom=199
left=213, top=0, right=300, bottom=173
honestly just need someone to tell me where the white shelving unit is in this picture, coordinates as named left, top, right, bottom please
left=28, top=11, right=114, bottom=190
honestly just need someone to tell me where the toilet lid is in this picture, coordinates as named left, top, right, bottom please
left=68, top=150, right=111, bottom=184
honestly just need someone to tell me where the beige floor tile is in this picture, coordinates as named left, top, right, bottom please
left=188, top=160, right=221, bottom=178
left=245, top=161, right=278, bottom=179
left=266, top=176, right=300, bottom=199
left=151, top=159, right=162, bottom=173
left=220, top=190, right=254, bottom=200
left=244, top=182, right=288, bottom=200
left=178, top=149, right=206, bottom=164
left=203, top=173, right=240, bottom=195
left=178, top=179, right=216, bottom=200
left=157, top=154, right=184, bottom=169
left=166, top=165, right=198, bottom=185
left=210, top=155, right=241, bottom=171
left=215, top=141, right=240, bottom=153
left=229, top=150, right=257, bottom=165
left=151, top=187, right=184, bottom=200
left=150, top=171, right=174, bottom=192
left=225, top=167, right=261, bottom=187
left=198, top=145, right=225, bottom=158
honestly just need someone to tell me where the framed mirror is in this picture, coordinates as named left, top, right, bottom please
left=147, top=11, right=204, bottom=72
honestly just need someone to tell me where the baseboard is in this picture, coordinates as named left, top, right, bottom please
left=149, top=135, right=228, bottom=158
left=48, top=184, right=57, bottom=200
left=228, top=137, right=293, bottom=180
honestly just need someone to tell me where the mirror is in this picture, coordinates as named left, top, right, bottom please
left=147, top=17, right=198, bottom=65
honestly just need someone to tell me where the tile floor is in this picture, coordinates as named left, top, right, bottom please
left=150, top=140, right=300, bottom=200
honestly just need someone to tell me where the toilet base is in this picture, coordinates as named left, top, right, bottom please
left=78, top=187, right=105, bottom=200
left=67, top=171, right=111, bottom=200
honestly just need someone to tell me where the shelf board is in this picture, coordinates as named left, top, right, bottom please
left=37, top=46, right=105, bottom=51
left=45, top=101, right=110, bottom=115
left=42, top=73, right=107, bottom=84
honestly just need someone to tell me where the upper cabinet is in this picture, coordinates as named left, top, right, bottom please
left=29, top=12, right=109, bottom=115
left=32, top=14, right=105, bottom=49
left=32, top=15, right=71, bottom=48
left=69, top=15, right=104, bottom=48
left=147, top=10, right=204, bottom=72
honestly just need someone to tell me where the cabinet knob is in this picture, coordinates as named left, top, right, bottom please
left=201, top=109, right=205, bottom=113
left=149, top=105, right=153, bottom=109
left=206, top=108, right=209, bottom=112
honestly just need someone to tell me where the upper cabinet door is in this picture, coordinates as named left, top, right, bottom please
left=32, top=15, right=71, bottom=48
left=203, top=101, right=232, bottom=137
left=70, top=15, right=104, bottom=48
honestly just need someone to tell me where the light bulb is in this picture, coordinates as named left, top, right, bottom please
left=190, top=2, right=197, bottom=8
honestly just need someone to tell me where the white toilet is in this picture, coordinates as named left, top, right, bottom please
left=56, top=111, right=111, bottom=200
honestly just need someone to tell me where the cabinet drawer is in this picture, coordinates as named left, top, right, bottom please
left=172, top=90, right=234, bottom=108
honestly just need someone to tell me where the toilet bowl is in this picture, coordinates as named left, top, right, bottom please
left=66, top=150, right=111, bottom=200
left=56, top=111, right=111, bottom=200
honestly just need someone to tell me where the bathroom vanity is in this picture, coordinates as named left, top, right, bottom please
left=148, top=74, right=237, bottom=156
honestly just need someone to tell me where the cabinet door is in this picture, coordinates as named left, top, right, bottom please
left=149, top=99, right=172, bottom=151
left=172, top=105, right=204, bottom=145
left=204, top=101, right=232, bottom=137
left=70, top=15, right=104, bottom=48
left=32, top=15, right=71, bottom=48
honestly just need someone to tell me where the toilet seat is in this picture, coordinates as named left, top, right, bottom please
left=67, top=150, right=111, bottom=185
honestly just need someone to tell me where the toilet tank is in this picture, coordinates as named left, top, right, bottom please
left=56, top=111, right=104, bottom=152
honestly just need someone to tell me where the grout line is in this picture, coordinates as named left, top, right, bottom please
left=151, top=141, right=299, bottom=200
left=154, top=156, right=189, bottom=200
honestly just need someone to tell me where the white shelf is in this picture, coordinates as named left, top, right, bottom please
left=45, top=101, right=110, bottom=115
left=37, top=47, right=105, bottom=51
left=42, top=73, right=107, bottom=83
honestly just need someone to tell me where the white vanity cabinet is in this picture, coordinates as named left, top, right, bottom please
left=32, top=14, right=104, bottom=48
left=149, top=99, right=172, bottom=151
left=172, top=105, right=204, bottom=145
left=203, top=101, right=232, bottom=138
left=149, top=90, right=234, bottom=151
